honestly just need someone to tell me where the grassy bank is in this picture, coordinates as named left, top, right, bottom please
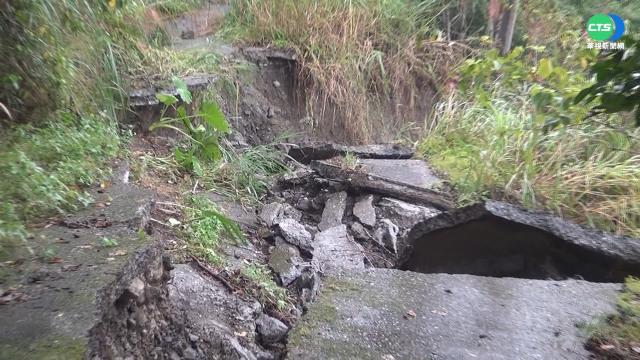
left=419, top=41, right=640, bottom=237
left=0, top=1, right=148, bottom=259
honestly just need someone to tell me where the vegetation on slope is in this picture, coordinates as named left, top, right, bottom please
left=223, top=0, right=472, bottom=143
left=420, top=40, right=640, bottom=237
left=0, top=1, right=144, bottom=259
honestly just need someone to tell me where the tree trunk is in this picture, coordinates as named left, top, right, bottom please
left=499, top=0, right=519, bottom=56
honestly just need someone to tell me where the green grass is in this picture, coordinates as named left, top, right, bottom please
left=184, top=196, right=245, bottom=265
left=0, top=1, right=147, bottom=259
left=151, top=0, right=207, bottom=16
left=585, top=277, right=640, bottom=358
left=0, top=115, right=122, bottom=259
left=203, top=144, right=289, bottom=204
left=241, top=262, right=291, bottom=311
left=419, top=93, right=640, bottom=237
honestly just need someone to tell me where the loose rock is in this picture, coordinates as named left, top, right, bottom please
left=269, top=239, right=303, bottom=286
left=256, top=313, right=288, bottom=344
left=374, top=219, right=399, bottom=253
left=353, top=195, right=376, bottom=227
left=276, top=218, right=314, bottom=254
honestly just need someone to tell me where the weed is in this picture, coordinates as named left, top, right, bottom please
left=241, top=262, right=290, bottom=311
left=585, top=277, right=640, bottom=358
left=100, top=237, right=119, bottom=248
left=184, top=196, right=245, bottom=265
left=0, top=114, right=122, bottom=260
left=152, top=0, right=206, bottom=16
left=342, top=151, right=359, bottom=170
left=204, top=144, right=288, bottom=204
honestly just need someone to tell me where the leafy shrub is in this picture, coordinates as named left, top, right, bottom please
left=575, top=36, right=640, bottom=126
left=150, top=77, right=230, bottom=175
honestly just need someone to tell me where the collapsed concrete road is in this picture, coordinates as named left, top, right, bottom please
left=287, top=270, right=620, bottom=360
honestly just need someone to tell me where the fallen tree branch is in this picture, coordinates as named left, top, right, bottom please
left=190, top=255, right=236, bottom=293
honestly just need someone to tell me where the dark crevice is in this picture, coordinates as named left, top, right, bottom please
left=400, top=215, right=636, bottom=283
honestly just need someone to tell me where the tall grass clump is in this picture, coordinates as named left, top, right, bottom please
left=420, top=88, right=640, bottom=238
left=0, top=1, right=147, bottom=259
left=224, top=0, right=471, bottom=143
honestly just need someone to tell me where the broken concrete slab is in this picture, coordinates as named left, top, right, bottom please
left=358, top=159, right=443, bottom=189
left=403, top=200, right=640, bottom=281
left=259, top=202, right=302, bottom=227
left=275, top=219, right=313, bottom=254
left=260, top=203, right=284, bottom=227
left=0, top=163, right=158, bottom=359
left=288, top=143, right=413, bottom=164
left=311, top=160, right=453, bottom=210
left=353, top=195, right=376, bottom=227
left=208, top=193, right=259, bottom=230
left=376, top=197, right=441, bottom=230
left=268, top=240, right=303, bottom=286
left=168, top=264, right=266, bottom=359
left=312, top=225, right=364, bottom=274
left=318, top=191, right=348, bottom=231
left=288, top=269, right=620, bottom=360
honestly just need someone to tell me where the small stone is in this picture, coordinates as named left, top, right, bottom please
left=260, top=203, right=284, bottom=227
left=267, top=107, right=275, bottom=118
left=273, top=80, right=281, bottom=88
left=184, top=347, right=198, bottom=359
left=353, top=195, right=376, bottom=227
left=296, top=197, right=312, bottom=211
left=318, top=191, right=348, bottom=231
left=296, top=270, right=320, bottom=304
left=189, top=334, right=200, bottom=342
left=269, top=241, right=302, bottom=286
left=127, top=277, right=146, bottom=301
left=181, top=30, right=195, bottom=40
left=256, top=313, right=289, bottom=344
left=350, top=221, right=369, bottom=241
left=276, top=218, right=313, bottom=254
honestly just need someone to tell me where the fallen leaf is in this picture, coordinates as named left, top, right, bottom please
left=168, top=218, right=181, bottom=227
left=600, top=344, right=615, bottom=351
left=94, top=219, right=112, bottom=228
left=403, top=310, right=416, bottom=319
left=632, top=346, right=640, bottom=354
left=108, top=250, right=127, bottom=257
left=61, top=264, right=81, bottom=272
left=47, top=256, right=64, bottom=264
left=0, top=288, right=29, bottom=305
left=234, top=331, right=247, bottom=337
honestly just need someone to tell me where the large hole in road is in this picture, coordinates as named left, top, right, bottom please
left=400, top=215, right=632, bottom=283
